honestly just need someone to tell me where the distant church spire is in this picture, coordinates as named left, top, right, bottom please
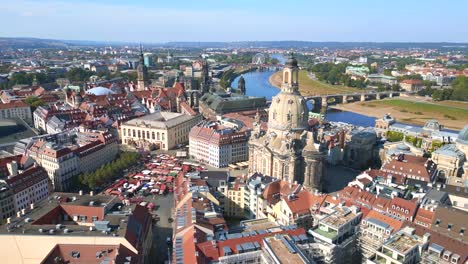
left=137, top=43, right=148, bottom=91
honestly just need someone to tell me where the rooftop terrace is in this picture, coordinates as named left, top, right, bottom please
left=384, top=229, right=421, bottom=254
left=320, top=205, right=360, bottom=229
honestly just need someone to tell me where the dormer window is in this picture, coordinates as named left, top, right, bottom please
left=443, top=252, right=450, bottom=260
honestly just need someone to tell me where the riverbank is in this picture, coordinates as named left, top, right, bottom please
left=269, top=70, right=363, bottom=95
left=221, top=67, right=257, bottom=89
left=333, top=98, right=467, bottom=130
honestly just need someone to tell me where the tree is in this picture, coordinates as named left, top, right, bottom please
left=383, top=69, right=393, bottom=76
left=450, top=76, right=468, bottom=101
left=25, top=96, right=45, bottom=111
left=386, top=131, right=404, bottom=142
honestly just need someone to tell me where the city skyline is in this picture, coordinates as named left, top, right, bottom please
left=1, top=0, right=468, bottom=43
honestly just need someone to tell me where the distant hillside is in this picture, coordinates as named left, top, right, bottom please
left=0, top=37, right=132, bottom=49
left=0, top=37, right=466, bottom=50
left=165, top=41, right=468, bottom=49
left=0, top=37, right=71, bottom=49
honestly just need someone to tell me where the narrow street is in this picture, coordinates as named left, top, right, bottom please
left=148, top=193, right=174, bottom=264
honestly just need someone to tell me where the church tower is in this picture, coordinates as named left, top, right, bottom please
left=32, top=75, right=38, bottom=86
left=302, top=132, right=326, bottom=191
left=238, top=75, right=246, bottom=95
left=248, top=54, right=326, bottom=189
left=201, top=59, right=209, bottom=93
left=137, top=44, right=148, bottom=91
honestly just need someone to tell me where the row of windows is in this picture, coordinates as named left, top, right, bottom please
left=123, top=128, right=166, bottom=141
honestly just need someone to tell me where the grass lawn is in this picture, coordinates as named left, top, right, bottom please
left=297, top=70, right=363, bottom=95
left=366, top=99, right=468, bottom=121
left=271, top=70, right=363, bottom=96
left=436, top=100, right=468, bottom=109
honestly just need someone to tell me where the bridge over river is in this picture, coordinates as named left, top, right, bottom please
left=304, top=91, right=412, bottom=112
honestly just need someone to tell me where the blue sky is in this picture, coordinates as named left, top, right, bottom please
left=1, top=0, right=467, bottom=42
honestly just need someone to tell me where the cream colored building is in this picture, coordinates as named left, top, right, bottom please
left=432, top=126, right=468, bottom=187
left=0, top=101, right=32, bottom=121
left=248, top=55, right=326, bottom=191
left=218, top=175, right=246, bottom=217
left=121, top=111, right=202, bottom=151
left=23, top=129, right=119, bottom=191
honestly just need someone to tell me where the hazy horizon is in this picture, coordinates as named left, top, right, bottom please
left=1, top=0, right=467, bottom=43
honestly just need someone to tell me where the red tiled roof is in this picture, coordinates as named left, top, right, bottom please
left=382, top=155, right=434, bottom=183
left=414, top=207, right=435, bottom=228
left=284, top=190, right=326, bottom=215
left=387, top=197, right=419, bottom=220
left=365, top=210, right=404, bottom=234
left=197, top=228, right=307, bottom=262
left=5, top=165, right=49, bottom=194
left=0, top=100, right=29, bottom=109
left=405, top=222, right=468, bottom=264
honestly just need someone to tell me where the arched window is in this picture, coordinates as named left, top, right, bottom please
left=284, top=164, right=289, bottom=180
left=284, top=71, right=289, bottom=84
left=157, top=132, right=160, bottom=140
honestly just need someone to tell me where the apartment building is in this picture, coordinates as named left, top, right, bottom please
left=367, top=227, right=426, bottom=264
left=308, top=204, right=362, bottom=263
left=0, top=101, right=32, bottom=121
left=0, top=192, right=153, bottom=264
left=189, top=120, right=249, bottom=168
left=2, top=164, right=50, bottom=212
left=0, top=182, right=15, bottom=222
left=196, top=221, right=310, bottom=264
left=357, top=210, right=404, bottom=259
left=19, top=129, right=118, bottom=191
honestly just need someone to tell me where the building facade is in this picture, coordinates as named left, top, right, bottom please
left=0, top=101, right=32, bottom=121
left=189, top=121, right=249, bottom=168
left=121, top=111, right=202, bottom=151
left=2, top=165, right=50, bottom=212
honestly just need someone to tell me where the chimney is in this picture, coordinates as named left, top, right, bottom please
left=21, top=209, right=26, bottom=215
left=16, top=212, right=21, bottom=218
left=423, top=233, right=431, bottom=243
left=90, top=191, right=94, bottom=196
left=79, top=190, right=83, bottom=196
left=7, top=161, right=18, bottom=178
left=7, top=218, right=11, bottom=224
left=30, top=203, right=34, bottom=210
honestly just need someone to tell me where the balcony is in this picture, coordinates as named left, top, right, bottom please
left=382, top=248, right=394, bottom=258
left=311, top=227, right=337, bottom=242
left=368, top=254, right=387, bottom=264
